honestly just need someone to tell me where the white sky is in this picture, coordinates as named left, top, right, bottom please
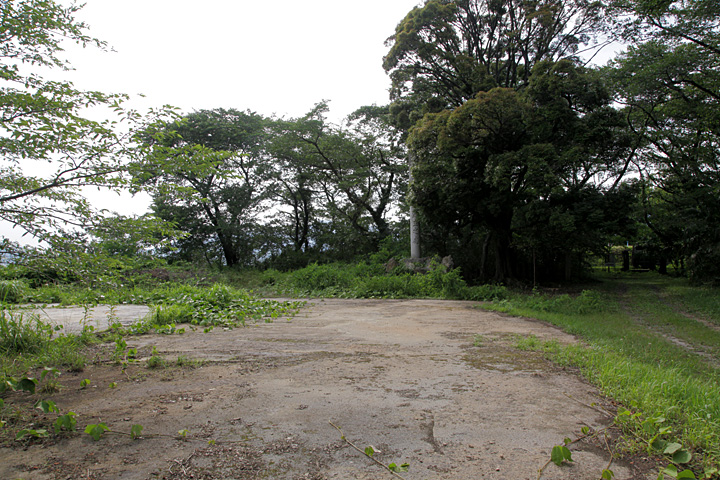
left=65, top=0, right=423, bottom=121
left=2, top=0, right=424, bottom=244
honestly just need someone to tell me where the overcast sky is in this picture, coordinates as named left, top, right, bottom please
left=65, top=0, right=423, bottom=121
left=3, top=0, right=424, bottom=244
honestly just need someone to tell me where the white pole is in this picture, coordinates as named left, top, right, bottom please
left=409, top=152, right=420, bottom=259
left=410, top=205, right=420, bottom=259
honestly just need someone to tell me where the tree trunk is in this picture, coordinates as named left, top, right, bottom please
left=410, top=205, right=421, bottom=260
left=217, top=233, right=239, bottom=267
left=491, top=230, right=513, bottom=283
left=564, top=250, right=572, bottom=281
left=479, top=233, right=491, bottom=283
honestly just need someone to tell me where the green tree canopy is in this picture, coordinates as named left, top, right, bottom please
left=0, top=0, right=167, bottom=238
left=137, top=109, right=273, bottom=267
left=383, top=0, right=605, bottom=128
left=268, top=103, right=407, bottom=255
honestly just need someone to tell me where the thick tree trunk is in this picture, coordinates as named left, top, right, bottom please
left=479, top=233, right=491, bottom=283
left=491, top=230, right=513, bottom=283
left=217, top=233, right=239, bottom=267
left=564, top=250, right=572, bottom=281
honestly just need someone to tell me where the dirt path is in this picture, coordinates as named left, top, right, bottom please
left=1, top=299, right=651, bottom=480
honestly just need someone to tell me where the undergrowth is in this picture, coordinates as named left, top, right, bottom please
left=279, top=261, right=507, bottom=301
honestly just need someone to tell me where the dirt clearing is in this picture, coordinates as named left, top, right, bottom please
left=1, top=299, right=654, bottom=479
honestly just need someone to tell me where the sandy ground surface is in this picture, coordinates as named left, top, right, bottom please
left=1, top=299, right=655, bottom=480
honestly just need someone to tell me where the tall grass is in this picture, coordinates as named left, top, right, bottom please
left=0, top=309, right=52, bottom=354
left=0, top=280, right=28, bottom=304
left=0, top=306, right=90, bottom=379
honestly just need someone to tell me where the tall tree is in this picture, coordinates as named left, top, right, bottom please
left=0, top=0, right=166, bottom=238
left=269, top=103, right=407, bottom=252
left=606, top=0, right=720, bottom=280
left=137, top=109, right=272, bottom=267
left=408, top=60, right=635, bottom=281
left=383, top=0, right=605, bottom=122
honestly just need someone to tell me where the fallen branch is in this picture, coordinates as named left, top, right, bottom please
left=563, top=392, right=613, bottom=418
left=328, top=421, right=408, bottom=480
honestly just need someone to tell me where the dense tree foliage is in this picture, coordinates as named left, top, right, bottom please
left=383, top=0, right=605, bottom=126
left=2, top=0, right=718, bottom=285
left=135, top=104, right=408, bottom=269
left=269, top=103, right=405, bottom=246
left=409, top=60, right=636, bottom=281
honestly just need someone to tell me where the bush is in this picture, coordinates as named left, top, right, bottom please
left=288, top=263, right=358, bottom=293
left=522, top=289, right=605, bottom=314
left=150, top=304, right=195, bottom=325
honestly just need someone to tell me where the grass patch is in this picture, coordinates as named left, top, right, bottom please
left=482, top=273, right=720, bottom=473
left=0, top=280, right=28, bottom=303
left=0, top=309, right=52, bottom=354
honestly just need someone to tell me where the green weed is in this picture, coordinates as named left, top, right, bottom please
left=0, top=309, right=52, bottom=354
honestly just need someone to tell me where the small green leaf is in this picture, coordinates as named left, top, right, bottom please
left=653, top=439, right=669, bottom=451
left=664, top=443, right=682, bottom=454
left=388, top=462, right=409, bottom=473
left=563, top=437, right=572, bottom=445
left=80, top=379, right=91, bottom=389
left=676, top=470, right=696, bottom=479
left=108, top=382, right=117, bottom=389
left=551, top=444, right=573, bottom=466
left=130, top=424, right=143, bottom=439
left=673, top=449, right=692, bottom=464
left=35, top=399, right=59, bottom=414
left=602, top=468, right=615, bottom=479
left=581, top=426, right=590, bottom=435
left=365, top=446, right=376, bottom=457
left=41, top=367, right=60, bottom=381
left=16, top=428, right=49, bottom=440
left=17, top=377, right=38, bottom=394
left=54, top=412, right=77, bottom=433
left=85, top=423, right=109, bottom=441
left=664, top=465, right=679, bottom=477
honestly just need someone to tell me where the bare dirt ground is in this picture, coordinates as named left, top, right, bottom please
left=1, top=299, right=657, bottom=480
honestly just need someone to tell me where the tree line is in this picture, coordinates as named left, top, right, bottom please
left=1, top=0, right=718, bottom=284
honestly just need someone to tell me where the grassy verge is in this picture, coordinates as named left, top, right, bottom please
left=481, top=272, right=720, bottom=476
